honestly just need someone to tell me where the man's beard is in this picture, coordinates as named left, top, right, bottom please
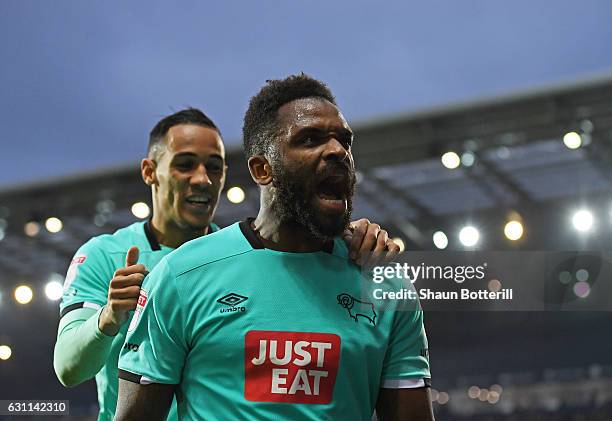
left=270, top=157, right=356, bottom=241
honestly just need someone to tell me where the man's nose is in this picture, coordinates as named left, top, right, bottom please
left=322, top=137, right=349, bottom=162
left=191, top=164, right=212, bottom=186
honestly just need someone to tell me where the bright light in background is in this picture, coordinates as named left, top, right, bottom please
left=0, top=345, right=12, bottom=361
left=14, top=285, right=33, bottom=304
left=504, top=220, right=524, bottom=241
left=226, top=186, right=245, bottom=204
left=468, top=386, right=480, bottom=399
left=433, top=231, right=448, bottom=249
left=0, top=228, right=4, bottom=242
left=45, top=217, right=63, bottom=233
left=573, top=281, right=590, bottom=298
left=461, top=151, right=475, bottom=167
left=45, top=281, right=64, bottom=301
left=488, top=279, right=502, bottom=292
left=24, top=221, right=40, bottom=237
left=441, top=152, right=461, bottom=169
left=572, top=209, right=594, bottom=232
left=459, top=226, right=479, bottom=247
left=563, top=131, right=582, bottom=149
left=437, top=392, right=449, bottom=405
left=131, top=202, right=150, bottom=219
left=391, top=237, right=405, bottom=253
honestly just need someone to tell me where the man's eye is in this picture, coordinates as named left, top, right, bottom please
left=206, top=164, right=223, bottom=173
left=174, top=161, right=194, bottom=170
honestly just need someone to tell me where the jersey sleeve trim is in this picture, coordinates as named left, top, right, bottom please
left=118, top=369, right=176, bottom=386
left=381, top=378, right=431, bottom=389
left=60, top=301, right=103, bottom=318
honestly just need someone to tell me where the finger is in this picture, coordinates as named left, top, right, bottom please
left=109, top=286, right=141, bottom=300
left=110, top=273, right=146, bottom=289
left=365, top=229, right=388, bottom=267
left=114, top=264, right=148, bottom=277
left=125, top=246, right=140, bottom=267
left=383, top=241, right=401, bottom=263
left=357, top=224, right=381, bottom=265
left=108, top=298, right=139, bottom=312
left=348, top=219, right=369, bottom=260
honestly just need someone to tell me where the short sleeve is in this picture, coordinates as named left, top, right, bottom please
left=380, top=305, right=431, bottom=388
left=59, top=238, right=112, bottom=317
left=118, top=258, right=188, bottom=385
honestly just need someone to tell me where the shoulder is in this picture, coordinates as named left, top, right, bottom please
left=163, top=222, right=253, bottom=277
left=78, top=222, right=147, bottom=255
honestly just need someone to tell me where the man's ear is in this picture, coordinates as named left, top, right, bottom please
left=248, top=155, right=273, bottom=186
left=141, top=158, right=157, bottom=186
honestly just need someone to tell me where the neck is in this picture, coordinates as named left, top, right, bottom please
left=150, top=213, right=209, bottom=249
left=253, top=195, right=327, bottom=253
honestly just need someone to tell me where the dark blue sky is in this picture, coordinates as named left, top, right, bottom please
left=1, top=1, right=611, bottom=187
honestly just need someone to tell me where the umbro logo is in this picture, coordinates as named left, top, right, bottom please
left=217, top=293, right=248, bottom=314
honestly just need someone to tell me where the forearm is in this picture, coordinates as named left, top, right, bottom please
left=53, top=307, right=115, bottom=387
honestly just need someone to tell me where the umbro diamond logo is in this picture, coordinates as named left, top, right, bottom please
left=217, top=293, right=248, bottom=314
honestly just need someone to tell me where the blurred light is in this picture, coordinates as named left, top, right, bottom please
left=96, top=199, right=115, bottom=214
left=478, top=388, right=490, bottom=401
left=461, top=151, right=475, bottom=167
left=131, top=202, right=150, bottom=219
left=433, top=231, right=448, bottom=249
left=0, top=218, right=7, bottom=230
left=488, top=390, right=500, bottom=404
left=14, top=285, right=33, bottom=304
left=430, top=389, right=439, bottom=402
left=355, top=171, right=363, bottom=185
left=496, top=146, right=511, bottom=160
left=576, top=269, right=589, bottom=282
left=504, top=220, right=523, bottom=241
left=226, top=186, right=246, bottom=204
left=563, top=131, right=582, bottom=149
left=459, top=226, right=479, bottom=247
left=572, top=210, right=594, bottom=232
left=490, top=384, right=503, bottom=394
left=488, top=279, right=502, bottom=293
left=580, top=119, right=594, bottom=133
left=558, top=271, right=572, bottom=284
left=0, top=345, right=12, bottom=361
left=441, top=152, right=461, bottom=169
left=468, top=386, right=480, bottom=399
left=437, top=392, right=449, bottom=405
left=573, top=281, right=590, bottom=298
left=391, top=237, right=405, bottom=253
left=45, top=217, right=63, bottom=233
left=45, top=281, right=63, bottom=301
left=24, top=221, right=40, bottom=237
left=0, top=229, right=4, bottom=242
left=94, top=214, right=108, bottom=227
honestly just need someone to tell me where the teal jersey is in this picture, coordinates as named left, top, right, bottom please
left=59, top=220, right=218, bottom=421
left=119, top=220, right=430, bottom=420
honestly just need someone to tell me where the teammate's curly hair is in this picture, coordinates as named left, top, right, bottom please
left=242, top=74, right=336, bottom=160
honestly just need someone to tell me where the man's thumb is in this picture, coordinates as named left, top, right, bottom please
left=126, top=246, right=139, bottom=267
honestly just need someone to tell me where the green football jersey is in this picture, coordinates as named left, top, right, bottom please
left=60, top=220, right=218, bottom=421
left=119, top=219, right=430, bottom=420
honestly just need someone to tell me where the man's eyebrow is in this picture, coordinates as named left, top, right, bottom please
left=171, top=152, right=224, bottom=161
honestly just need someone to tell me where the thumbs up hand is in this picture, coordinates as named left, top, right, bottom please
left=99, top=246, right=149, bottom=336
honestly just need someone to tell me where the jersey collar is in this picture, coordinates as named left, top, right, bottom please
left=143, top=219, right=161, bottom=251
left=239, top=218, right=333, bottom=254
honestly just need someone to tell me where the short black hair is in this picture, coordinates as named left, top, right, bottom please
left=242, top=74, right=336, bottom=159
left=148, top=108, right=220, bottom=159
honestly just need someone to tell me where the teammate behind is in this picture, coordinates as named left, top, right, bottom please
left=54, top=108, right=402, bottom=421
left=116, top=75, right=433, bottom=420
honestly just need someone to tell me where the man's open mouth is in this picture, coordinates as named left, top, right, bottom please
left=315, top=176, right=348, bottom=212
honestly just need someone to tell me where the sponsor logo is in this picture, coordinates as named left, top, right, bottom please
left=337, top=293, right=377, bottom=325
left=217, top=293, right=248, bottom=314
left=128, top=289, right=148, bottom=333
left=63, top=255, right=87, bottom=290
left=123, top=342, right=140, bottom=352
left=244, top=331, right=341, bottom=404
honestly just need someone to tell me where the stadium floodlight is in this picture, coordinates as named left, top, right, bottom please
left=573, top=281, right=590, bottom=298
left=0, top=345, right=12, bottom=361
left=24, top=221, right=40, bottom=237
left=563, top=131, right=582, bottom=149
left=131, top=202, right=150, bottom=219
left=504, top=220, right=523, bottom=241
left=459, top=226, right=479, bottom=247
left=437, top=392, right=449, bottom=405
left=572, top=209, right=594, bottom=232
left=226, top=186, right=246, bottom=204
left=441, top=152, right=460, bottom=169
left=432, top=231, right=448, bottom=249
left=461, top=151, right=475, bottom=167
left=391, top=237, right=405, bottom=253
left=14, top=285, right=33, bottom=305
left=45, top=217, right=63, bottom=233
left=468, top=386, right=480, bottom=399
left=45, top=281, right=63, bottom=301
